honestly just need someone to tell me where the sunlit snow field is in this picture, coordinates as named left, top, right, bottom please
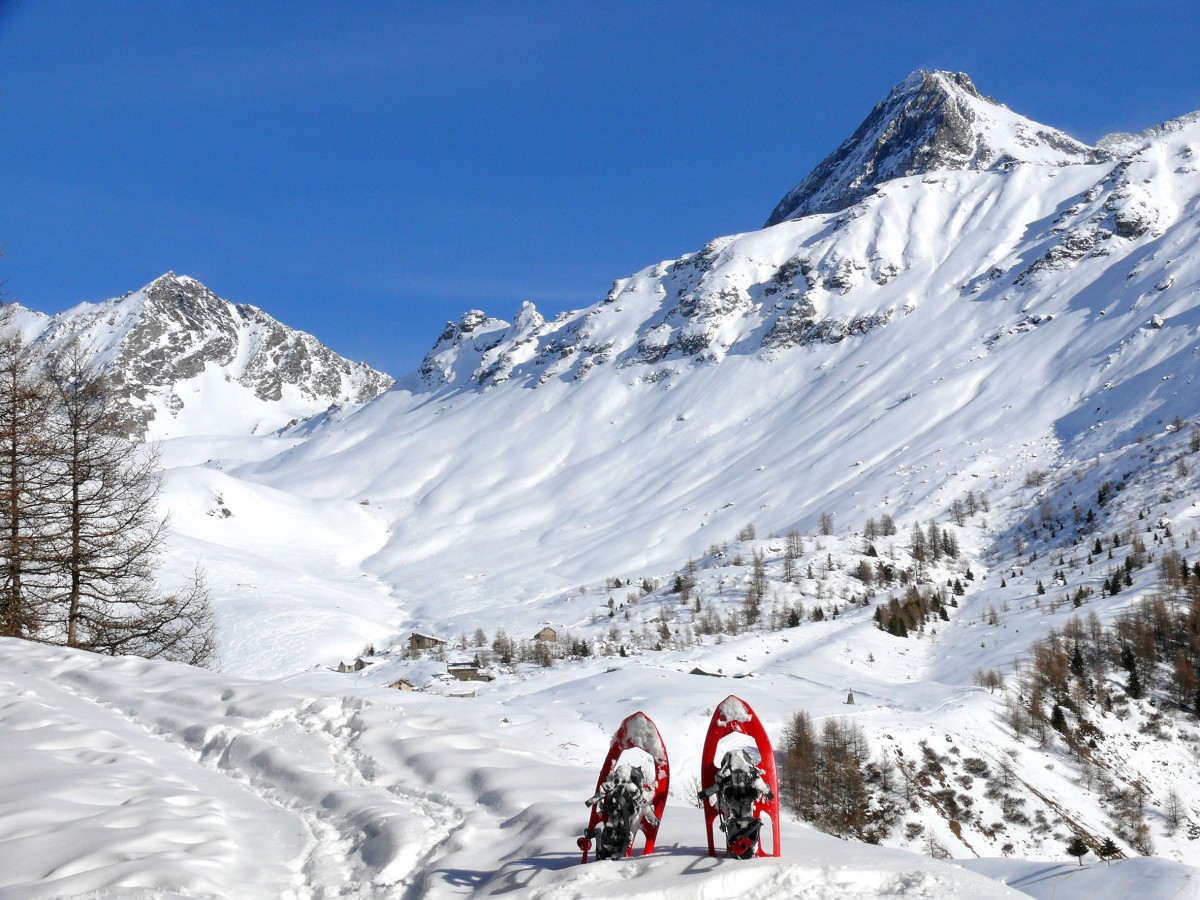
left=7, top=639, right=1197, bottom=899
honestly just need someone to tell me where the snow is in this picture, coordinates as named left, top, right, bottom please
left=0, top=639, right=1030, bottom=899
left=961, top=857, right=1200, bottom=899
left=224, top=139, right=1181, bottom=649
left=717, top=695, right=753, bottom=725
left=621, top=711, right=667, bottom=761
left=5, top=635, right=1198, bottom=898
left=5, top=86, right=1200, bottom=898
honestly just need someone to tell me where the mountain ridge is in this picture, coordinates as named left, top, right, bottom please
left=235, top=91, right=1200, bottom=641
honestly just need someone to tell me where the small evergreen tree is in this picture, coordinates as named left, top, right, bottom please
left=1126, top=666, right=1142, bottom=699
left=1066, top=835, right=1089, bottom=866
left=1070, top=643, right=1085, bottom=678
left=1096, top=836, right=1119, bottom=866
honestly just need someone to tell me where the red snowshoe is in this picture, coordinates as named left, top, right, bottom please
left=698, top=694, right=780, bottom=858
left=578, top=711, right=670, bottom=863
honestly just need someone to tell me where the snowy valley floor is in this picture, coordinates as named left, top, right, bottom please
left=3, top=639, right=1198, bottom=899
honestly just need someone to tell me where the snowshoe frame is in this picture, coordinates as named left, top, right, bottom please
left=700, top=694, right=781, bottom=858
left=578, top=710, right=670, bottom=863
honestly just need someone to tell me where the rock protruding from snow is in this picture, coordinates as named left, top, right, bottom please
left=417, top=308, right=516, bottom=388
left=764, top=70, right=1101, bottom=226
left=1097, top=110, right=1200, bottom=156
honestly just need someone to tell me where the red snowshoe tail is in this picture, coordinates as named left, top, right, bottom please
left=579, top=711, right=671, bottom=863
left=700, top=695, right=781, bottom=858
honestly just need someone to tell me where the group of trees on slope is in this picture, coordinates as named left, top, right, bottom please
left=779, top=709, right=1136, bottom=862
left=972, top=559, right=1200, bottom=855
left=0, top=308, right=215, bottom=665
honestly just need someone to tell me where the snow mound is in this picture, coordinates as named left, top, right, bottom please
left=962, top=856, right=1200, bottom=900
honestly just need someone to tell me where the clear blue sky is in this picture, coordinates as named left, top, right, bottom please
left=2, top=1, right=1197, bottom=376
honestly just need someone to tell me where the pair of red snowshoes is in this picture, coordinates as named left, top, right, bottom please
left=577, top=694, right=780, bottom=863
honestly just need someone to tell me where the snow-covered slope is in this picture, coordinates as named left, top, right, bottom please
left=150, top=79, right=1200, bottom=883
left=16, top=272, right=394, bottom=439
left=227, top=108, right=1200, bottom=643
left=6, top=637, right=1198, bottom=899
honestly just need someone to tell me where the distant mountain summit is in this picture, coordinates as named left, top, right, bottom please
left=764, top=70, right=1101, bottom=226
left=20, top=273, right=393, bottom=439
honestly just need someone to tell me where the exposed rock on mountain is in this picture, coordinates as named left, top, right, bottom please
left=764, top=70, right=1101, bottom=226
left=22, top=273, right=394, bottom=438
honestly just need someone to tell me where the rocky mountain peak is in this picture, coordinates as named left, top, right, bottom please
left=29, top=274, right=395, bottom=439
left=142, top=270, right=207, bottom=301
left=764, top=69, right=1101, bottom=226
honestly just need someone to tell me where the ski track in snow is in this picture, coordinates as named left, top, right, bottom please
left=0, top=643, right=471, bottom=899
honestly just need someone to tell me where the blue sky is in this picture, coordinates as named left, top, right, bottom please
left=1, top=1, right=1197, bottom=376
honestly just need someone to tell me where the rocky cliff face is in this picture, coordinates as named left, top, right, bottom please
left=764, top=70, right=1101, bottom=226
left=26, top=273, right=394, bottom=438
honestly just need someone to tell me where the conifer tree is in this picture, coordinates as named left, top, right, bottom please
left=0, top=322, right=56, bottom=638
left=1096, top=836, right=1119, bottom=866
left=43, top=342, right=215, bottom=664
left=1066, top=835, right=1089, bottom=865
left=1126, top=665, right=1142, bottom=699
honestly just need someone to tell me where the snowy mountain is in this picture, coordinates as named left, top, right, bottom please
left=238, top=79, right=1200, bottom=630
left=5, top=71, right=1200, bottom=898
left=12, top=272, right=394, bottom=439
left=764, top=70, right=1100, bottom=226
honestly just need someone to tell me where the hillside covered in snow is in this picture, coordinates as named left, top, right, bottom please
left=226, top=69, right=1200, bottom=645
left=4, top=69, right=1200, bottom=898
